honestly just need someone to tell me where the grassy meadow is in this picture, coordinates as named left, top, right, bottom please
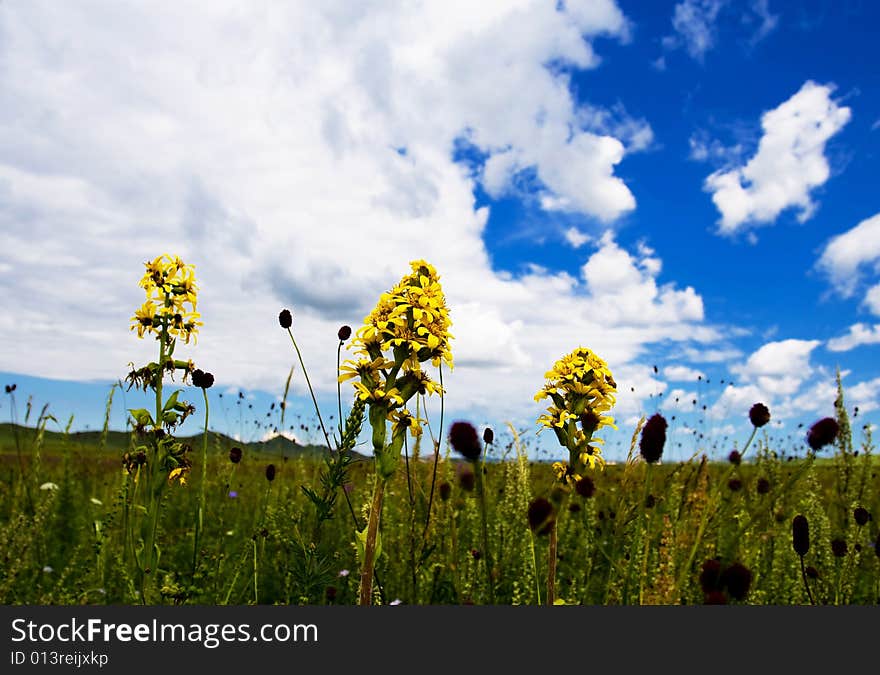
left=1, top=254, right=878, bottom=606
left=0, top=404, right=877, bottom=606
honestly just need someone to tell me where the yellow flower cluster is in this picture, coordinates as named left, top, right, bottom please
left=130, top=254, right=203, bottom=344
left=535, top=347, right=617, bottom=481
left=341, top=260, right=452, bottom=411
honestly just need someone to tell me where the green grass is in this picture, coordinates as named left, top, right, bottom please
left=1, top=418, right=877, bottom=606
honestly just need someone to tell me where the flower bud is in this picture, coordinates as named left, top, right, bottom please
left=278, top=309, right=292, bottom=329
left=792, top=514, right=810, bottom=556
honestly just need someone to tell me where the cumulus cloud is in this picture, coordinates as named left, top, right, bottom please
left=711, top=339, right=821, bottom=419
left=0, top=1, right=719, bottom=430
left=663, top=365, right=706, bottom=381
left=816, top=213, right=880, bottom=299
left=563, top=226, right=591, bottom=248
left=705, top=81, right=851, bottom=234
left=847, top=377, right=880, bottom=414
left=665, top=388, right=698, bottom=411
left=827, top=323, right=880, bottom=352
left=865, top=284, right=880, bottom=315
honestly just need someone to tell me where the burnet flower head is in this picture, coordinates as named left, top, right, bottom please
left=535, top=346, right=617, bottom=484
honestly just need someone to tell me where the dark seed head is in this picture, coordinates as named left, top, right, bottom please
left=470, top=548, right=481, bottom=560
left=639, top=413, right=668, bottom=464
left=830, top=538, right=847, bottom=558
left=704, top=590, right=728, bottom=605
left=527, top=497, right=555, bottom=536
left=699, top=559, right=723, bottom=593
left=792, top=515, right=810, bottom=556
left=727, top=478, right=743, bottom=492
left=568, top=502, right=581, bottom=513
left=265, top=464, right=276, bottom=481
left=229, top=447, right=242, bottom=464
left=192, top=369, right=214, bottom=389
left=805, top=566, right=819, bottom=580
left=749, top=402, right=771, bottom=428
left=853, top=507, right=870, bottom=527
left=728, top=450, right=741, bottom=466
left=325, top=585, right=337, bottom=602
left=278, top=309, right=292, bottom=329
left=645, top=494, right=656, bottom=509
left=482, top=427, right=494, bottom=444
left=337, top=325, right=352, bottom=341
left=439, top=481, right=452, bottom=501
left=721, top=562, right=752, bottom=601
left=807, top=417, right=839, bottom=450
left=458, top=467, right=475, bottom=492
left=756, top=477, right=770, bottom=495
left=575, top=476, right=596, bottom=499
left=449, top=421, right=482, bottom=462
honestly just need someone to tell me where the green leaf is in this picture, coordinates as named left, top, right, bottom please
left=128, top=408, right=155, bottom=428
left=163, top=390, right=182, bottom=413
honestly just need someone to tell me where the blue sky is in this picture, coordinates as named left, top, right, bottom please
left=1, top=0, right=879, bottom=462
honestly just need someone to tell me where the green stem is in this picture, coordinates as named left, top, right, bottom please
left=192, top=387, right=210, bottom=579
left=337, top=341, right=344, bottom=440
left=403, top=434, right=418, bottom=602
left=800, top=555, right=815, bottom=605
left=359, top=475, right=386, bottom=605
left=422, top=364, right=444, bottom=543
left=530, top=532, right=542, bottom=605
left=547, top=519, right=558, bottom=606
left=253, top=538, right=259, bottom=604
left=474, top=459, right=496, bottom=604
left=639, top=463, right=654, bottom=605
left=740, top=426, right=758, bottom=459
left=142, top=325, right=168, bottom=603
left=286, top=328, right=333, bottom=451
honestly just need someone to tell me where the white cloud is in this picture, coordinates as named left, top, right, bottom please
left=827, top=323, right=880, bottom=352
left=733, top=339, right=820, bottom=378
left=563, top=226, right=591, bottom=249
left=580, top=232, right=705, bottom=326
left=816, top=213, right=880, bottom=297
left=663, top=0, right=728, bottom=61
left=664, top=388, right=698, bottom=411
left=681, top=346, right=743, bottom=363
left=688, top=130, right=744, bottom=165
left=848, top=377, right=880, bottom=414
left=661, top=0, right=777, bottom=63
left=663, top=365, right=705, bottom=381
left=0, top=1, right=720, bottom=431
left=866, top=284, right=880, bottom=316
left=705, top=81, right=851, bottom=234
left=712, top=338, right=821, bottom=419
left=746, top=0, right=779, bottom=46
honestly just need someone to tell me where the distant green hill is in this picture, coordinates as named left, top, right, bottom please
left=0, top=422, right=365, bottom=460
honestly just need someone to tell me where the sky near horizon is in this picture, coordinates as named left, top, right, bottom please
left=1, top=0, right=879, bottom=462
